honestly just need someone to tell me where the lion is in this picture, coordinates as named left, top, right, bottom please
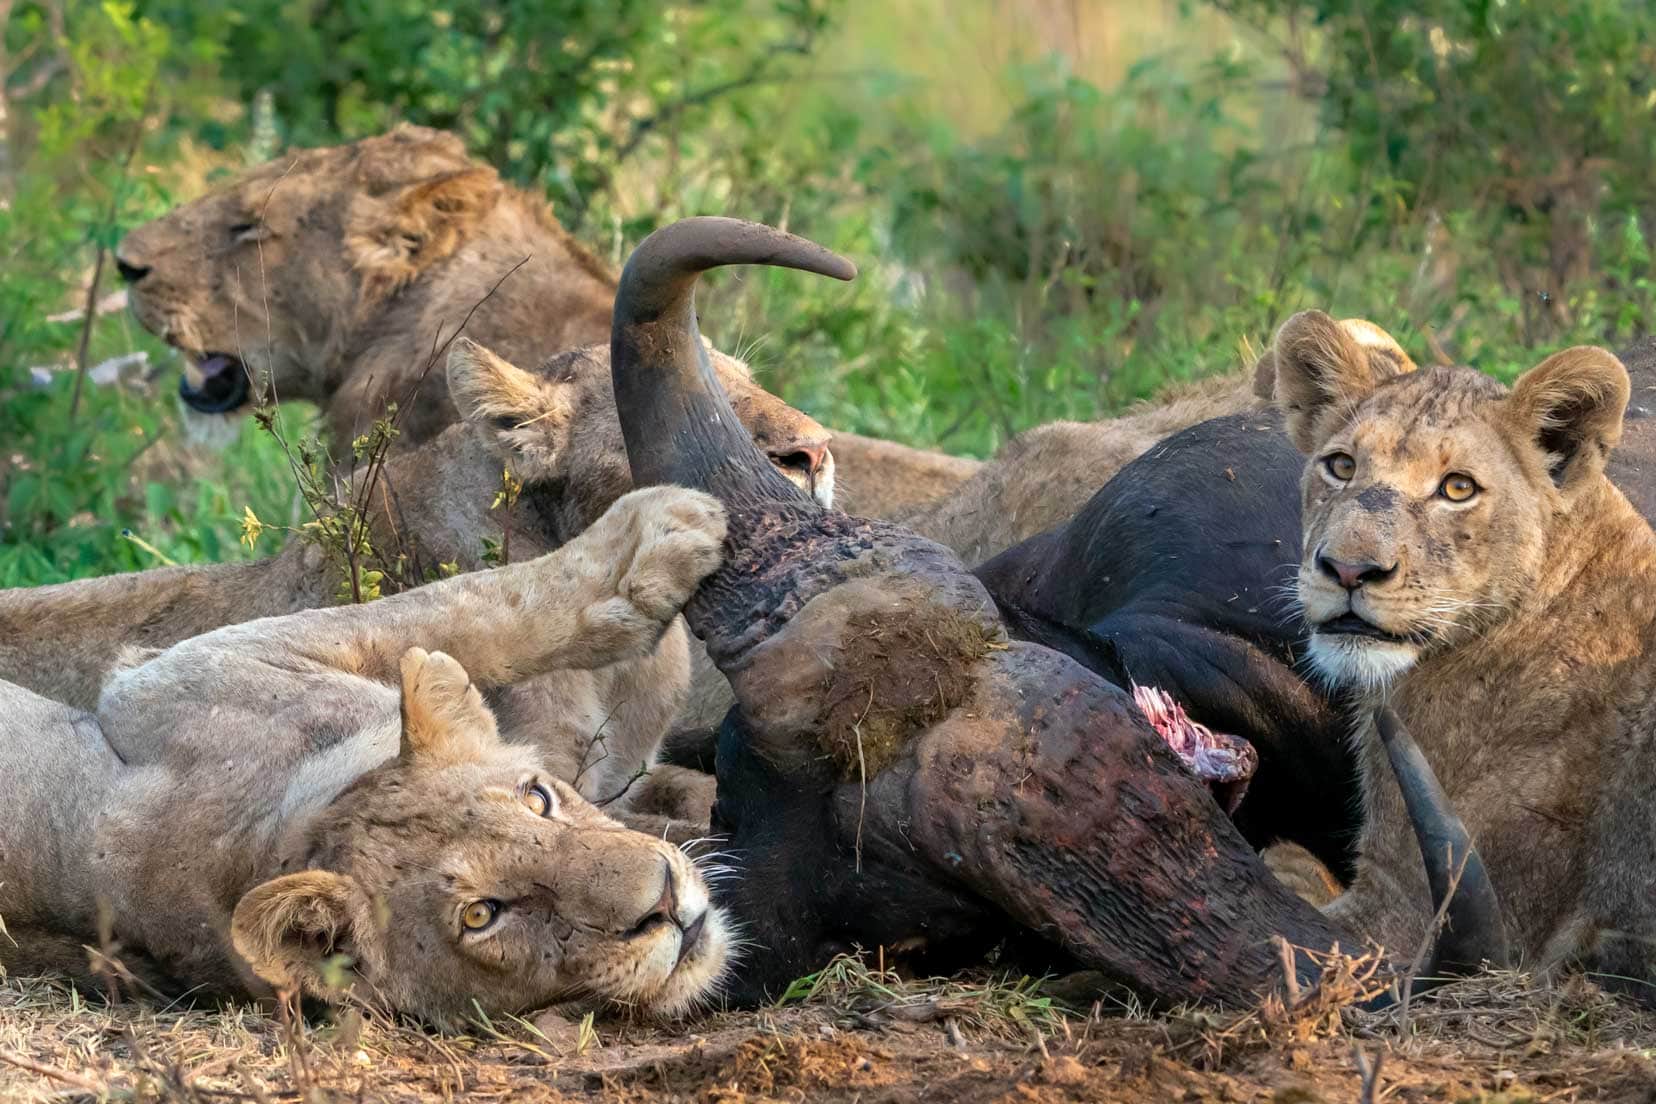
left=1262, top=308, right=1656, bottom=999
left=116, top=123, right=613, bottom=450
left=114, top=123, right=975, bottom=518
left=0, top=486, right=735, bottom=1024
left=0, top=336, right=827, bottom=820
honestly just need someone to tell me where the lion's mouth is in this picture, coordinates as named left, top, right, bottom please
left=1132, top=684, right=1256, bottom=815
left=179, top=352, right=252, bottom=414
left=1316, top=611, right=1413, bottom=644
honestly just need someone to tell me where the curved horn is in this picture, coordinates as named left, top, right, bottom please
left=1376, top=705, right=1510, bottom=979
left=610, top=216, right=856, bottom=505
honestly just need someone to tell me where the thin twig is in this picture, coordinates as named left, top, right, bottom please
left=67, top=82, right=150, bottom=423
left=0, top=1046, right=108, bottom=1092
left=344, top=254, right=532, bottom=577
left=594, top=760, right=652, bottom=808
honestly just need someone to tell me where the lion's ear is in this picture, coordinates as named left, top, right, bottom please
left=447, top=337, right=577, bottom=482
left=231, top=872, right=381, bottom=997
left=1254, top=317, right=1416, bottom=403
left=345, top=166, right=502, bottom=302
left=1268, top=310, right=1402, bottom=453
left=398, top=647, right=498, bottom=763
left=1507, top=346, right=1629, bottom=497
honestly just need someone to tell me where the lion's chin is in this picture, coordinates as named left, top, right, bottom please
left=179, top=406, right=245, bottom=451
left=1306, top=631, right=1419, bottom=692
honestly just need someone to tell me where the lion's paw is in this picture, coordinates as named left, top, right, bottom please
left=614, top=487, right=727, bottom=621
left=1261, top=842, right=1342, bottom=909
left=575, top=488, right=726, bottom=659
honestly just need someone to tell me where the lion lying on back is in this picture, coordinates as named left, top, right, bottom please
left=0, top=487, right=733, bottom=1024
left=1264, top=310, right=1656, bottom=998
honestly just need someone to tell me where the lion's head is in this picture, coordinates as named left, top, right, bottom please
left=117, top=124, right=542, bottom=417
left=446, top=336, right=834, bottom=518
left=231, top=648, right=731, bottom=1024
left=1268, top=309, right=1629, bottom=690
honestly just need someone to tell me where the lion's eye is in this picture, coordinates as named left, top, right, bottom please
left=1439, top=473, right=1479, bottom=502
left=462, top=900, right=500, bottom=932
left=1324, top=452, right=1357, bottom=482
left=228, top=221, right=261, bottom=242
left=523, top=782, right=556, bottom=818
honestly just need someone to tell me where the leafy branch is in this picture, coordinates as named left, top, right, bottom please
left=243, top=254, right=531, bottom=603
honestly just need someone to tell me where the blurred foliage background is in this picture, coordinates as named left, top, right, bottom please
left=4, top=0, right=1656, bottom=584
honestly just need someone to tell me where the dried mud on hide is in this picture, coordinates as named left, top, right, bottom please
left=817, top=607, right=1000, bottom=780
left=7, top=961, right=1656, bottom=1102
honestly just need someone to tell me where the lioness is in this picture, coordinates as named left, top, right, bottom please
left=114, top=123, right=977, bottom=517
left=0, top=486, right=734, bottom=1024
left=1267, top=309, right=1656, bottom=998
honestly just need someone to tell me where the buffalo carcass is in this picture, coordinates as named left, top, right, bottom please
left=607, top=217, right=1499, bottom=1007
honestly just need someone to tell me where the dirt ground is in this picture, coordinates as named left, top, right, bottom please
left=5, top=956, right=1656, bottom=1104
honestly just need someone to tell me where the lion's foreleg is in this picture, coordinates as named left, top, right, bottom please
left=292, top=487, right=726, bottom=689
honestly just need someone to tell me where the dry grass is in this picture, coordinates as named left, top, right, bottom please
left=6, top=952, right=1656, bottom=1103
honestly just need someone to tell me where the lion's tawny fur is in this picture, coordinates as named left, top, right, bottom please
left=1269, top=309, right=1656, bottom=994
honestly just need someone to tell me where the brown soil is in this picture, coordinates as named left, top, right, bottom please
left=5, top=963, right=1655, bottom=1103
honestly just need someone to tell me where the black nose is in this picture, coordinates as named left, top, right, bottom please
left=628, top=862, right=680, bottom=937
left=114, top=256, right=151, bottom=284
left=1317, top=553, right=1397, bottom=591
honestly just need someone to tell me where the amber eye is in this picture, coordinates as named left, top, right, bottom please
left=462, top=900, right=499, bottom=932
left=522, top=783, right=555, bottom=818
left=1439, top=473, right=1479, bottom=502
left=1324, top=452, right=1357, bottom=482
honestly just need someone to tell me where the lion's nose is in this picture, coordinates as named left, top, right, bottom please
left=627, top=861, right=680, bottom=937
left=767, top=440, right=830, bottom=483
left=1317, top=552, right=1398, bottom=591
left=114, top=255, right=152, bottom=284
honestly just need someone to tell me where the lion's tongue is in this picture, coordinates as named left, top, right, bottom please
left=194, top=353, right=238, bottom=380
left=1132, top=683, right=1256, bottom=814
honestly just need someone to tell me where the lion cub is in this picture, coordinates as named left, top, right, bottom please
left=1268, top=309, right=1656, bottom=1001
left=0, top=487, right=734, bottom=1024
